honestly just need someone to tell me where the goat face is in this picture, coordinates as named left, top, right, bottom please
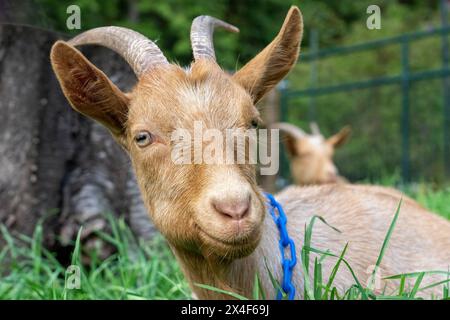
left=274, top=123, right=351, bottom=185
left=51, top=7, right=303, bottom=261
left=126, top=62, right=266, bottom=260
left=291, top=135, right=339, bottom=184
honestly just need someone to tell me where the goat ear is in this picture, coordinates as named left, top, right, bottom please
left=281, top=134, right=300, bottom=157
left=233, top=6, right=303, bottom=103
left=327, top=126, right=351, bottom=148
left=50, top=41, right=129, bottom=138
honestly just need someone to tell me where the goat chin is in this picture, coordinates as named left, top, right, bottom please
left=175, top=183, right=450, bottom=300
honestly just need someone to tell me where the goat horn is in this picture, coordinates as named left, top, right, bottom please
left=190, top=16, right=239, bottom=61
left=309, top=122, right=321, bottom=135
left=69, top=26, right=168, bottom=78
left=271, top=123, right=306, bottom=139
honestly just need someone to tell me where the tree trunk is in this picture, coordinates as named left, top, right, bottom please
left=0, top=24, right=155, bottom=259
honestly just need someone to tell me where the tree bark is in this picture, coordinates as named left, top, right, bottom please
left=0, top=24, right=155, bottom=258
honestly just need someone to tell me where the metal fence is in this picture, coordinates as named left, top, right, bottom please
left=279, top=2, right=450, bottom=183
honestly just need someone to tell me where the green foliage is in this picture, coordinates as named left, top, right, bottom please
left=32, top=1, right=441, bottom=67
left=34, top=0, right=298, bottom=68
left=284, top=1, right=448, bottom=182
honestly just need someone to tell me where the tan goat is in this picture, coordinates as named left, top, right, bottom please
left=273, top=122, right=351, bottom=185
left=50, top=6, right=450, bottom=299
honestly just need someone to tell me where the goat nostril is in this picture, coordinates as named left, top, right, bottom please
left=212, top=197, right=251, bottom=220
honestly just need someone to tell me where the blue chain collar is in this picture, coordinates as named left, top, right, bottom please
left=264, top=193, right=297, bottom=300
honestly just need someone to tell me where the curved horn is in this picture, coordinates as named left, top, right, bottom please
left=69, top=26, right=168, bottom=78
left=309, top=122, right=321, bottom=135
left=190, top=16, right=239, bottom=61
left=271, top=122, right=307, bottom=139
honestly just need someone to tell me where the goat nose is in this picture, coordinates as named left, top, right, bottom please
left=212, top=196, right=251, bottom=220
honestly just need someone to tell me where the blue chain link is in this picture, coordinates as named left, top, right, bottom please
left=264, top=193, right=297, bottom=300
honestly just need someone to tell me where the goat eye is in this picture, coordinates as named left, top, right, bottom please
left=134, top=131, right=153, bottom=147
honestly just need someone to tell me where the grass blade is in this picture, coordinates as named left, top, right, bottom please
left=409, top=272, right=425, bottom=298
left=322, top=243, right=348, bottom=299
left=369, top=199, right=402, bottom=290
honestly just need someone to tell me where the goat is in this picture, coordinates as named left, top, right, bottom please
left=272, top=122, right=351, bottom=185
left=274, top=122, right=414, bottom=204
left=50, top=6, right=450, bottom=299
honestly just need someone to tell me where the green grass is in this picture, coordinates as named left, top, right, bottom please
left=0, top=183, right=449, bottom=300
left=367, top=174, right=450, bottom=219
left=404, top=186, right=450, bottom=220
left=0, top=217, right=190, bottom=299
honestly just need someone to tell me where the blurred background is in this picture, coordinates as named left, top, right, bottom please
left=3, top=0, right=448, bottom=185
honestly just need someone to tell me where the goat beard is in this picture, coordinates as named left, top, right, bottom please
left=169, top=241, right=253, bottom=299
left=201, top=247, right=256, bottom=299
